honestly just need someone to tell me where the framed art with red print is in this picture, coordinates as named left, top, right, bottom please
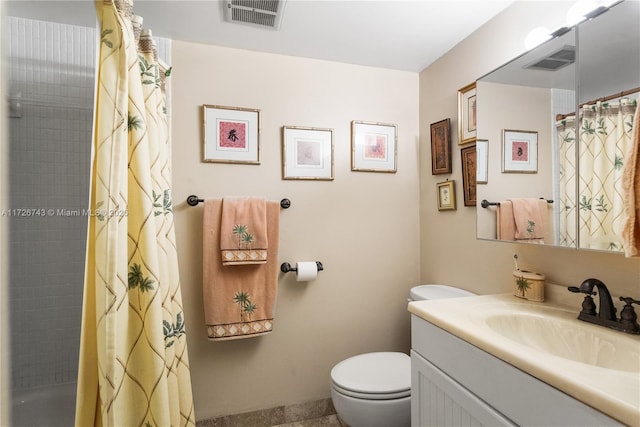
left=203, top=104, right=261, bottom=164
left=502, top=129, right=538, bottom=173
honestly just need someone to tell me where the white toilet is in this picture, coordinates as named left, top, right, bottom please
left=330, top=284, right=475, bottom=427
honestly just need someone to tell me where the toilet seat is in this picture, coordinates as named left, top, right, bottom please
left=331, top=382, right=410, bottom=400
left=330, top=352, right=410, bottom=400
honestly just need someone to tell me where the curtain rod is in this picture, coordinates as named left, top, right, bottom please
left=556, top=86, right=640, bottom=121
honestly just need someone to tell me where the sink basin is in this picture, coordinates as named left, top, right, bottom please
left=485, top=312, right=640, bottom=372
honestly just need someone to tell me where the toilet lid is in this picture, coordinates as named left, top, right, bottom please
left=330, top=352, right=410, bottom=398
left=409, top=284, right=476, bottom=301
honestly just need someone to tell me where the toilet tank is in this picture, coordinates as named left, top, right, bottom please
left=409, top=284, right=475, bottom=301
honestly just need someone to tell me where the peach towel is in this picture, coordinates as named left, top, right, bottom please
left=220, top=197, right=268, bottom=265
left=203, top=199, right=280, bottom=340
left=622, top=105, right=640, bottom=258
left=510, top=198, right=547, bottom=240
left=496, top=201, right=516, bottom=241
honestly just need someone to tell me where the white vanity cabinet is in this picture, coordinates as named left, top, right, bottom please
left=410, top=315, right=622, bottom=427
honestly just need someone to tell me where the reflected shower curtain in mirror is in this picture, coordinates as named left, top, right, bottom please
left=557, top=116, right=577, bottom=247
left=76, top=0, right=195, bottom=425
left=578, top=98, right=637, bottom=251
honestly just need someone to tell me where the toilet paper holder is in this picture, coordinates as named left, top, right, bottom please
left=280, top=261, right=324, bottom=273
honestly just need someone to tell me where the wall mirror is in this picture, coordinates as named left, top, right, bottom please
left=476, top=0, right=640, bottom=252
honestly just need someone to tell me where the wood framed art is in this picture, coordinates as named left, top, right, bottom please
left=282, top=126, right=334, bottom=180
left=502, top=129, right=538, bottom=173
left=203, top=104, right=261, bottom=164
left=457, top=82, right=477, bottom=145
left=430, top=118, right=451, bottom=175
left=437, top=180, right=456, bottom=211
left=476, top=139, right=488, bottom=184
left=461, top=144, right=477, bottom=207
left=351, top=120, right=397, bottom=173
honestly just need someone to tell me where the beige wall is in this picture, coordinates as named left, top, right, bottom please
left=171, top=42, right=420, bottom=420
left=419, top=2, right=640, bottom=299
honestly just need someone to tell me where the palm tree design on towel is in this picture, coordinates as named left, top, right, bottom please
left=233, top=291, right=257, bottom=321
left=232, top=224, right=255, bottom=249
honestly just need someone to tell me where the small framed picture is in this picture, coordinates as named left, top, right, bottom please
left=437, top=180, right=456, bottom=211
left=203, top=104, right=260, bottom=164
left=282, top=126, right=334, bottom=180
left=502, top=129, right=538, bottom=173
left=457, top=82, right=477, bottom=145
left=476, top=139, right=488, bottom=184
left=461, top=145, right=477, bottom=207
left=351, top=120, right=397, bottom=173
left=430, top=118, right=451, bottom=175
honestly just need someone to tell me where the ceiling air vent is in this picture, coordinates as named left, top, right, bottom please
left=223, top=0, right=286, bottom=30
left=524, top=45, right=576, bottom=71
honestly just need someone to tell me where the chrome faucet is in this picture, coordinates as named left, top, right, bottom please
left=568, top=278, right=640, bottom=335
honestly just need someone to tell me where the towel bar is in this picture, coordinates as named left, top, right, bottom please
left=280, top=261, right=324, bottom=273
left=187, top=195, right=291, bottom=209
left=481, top=198, right=553, bottom=209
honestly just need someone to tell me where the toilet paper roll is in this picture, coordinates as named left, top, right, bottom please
left=295, top=262, right=318, bottom=282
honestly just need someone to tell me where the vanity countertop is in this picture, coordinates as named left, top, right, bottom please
left=408, top=293, right=640, bottom=426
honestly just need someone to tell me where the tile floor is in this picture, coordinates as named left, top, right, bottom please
left=196, top=398, right=349, bottom=427
left=273, top=414, right=347, bottom=427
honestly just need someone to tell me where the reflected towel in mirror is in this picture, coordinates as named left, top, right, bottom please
left=622, top=105, right=640, bottom=257
left=497, top=201, right=516, bottom=241
left=510, top=198, right=548, bottom=241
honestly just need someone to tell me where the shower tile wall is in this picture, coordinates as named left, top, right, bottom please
left=6, top=16, right=171, bottom=391
left=7, top=17, right=95, bottom=391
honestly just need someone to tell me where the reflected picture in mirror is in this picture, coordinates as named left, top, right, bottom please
left=476, top=0, right=640, bottom=253
left=501, top=129, right=538, bottom=173
left=476, top=140, right=488, bottom=184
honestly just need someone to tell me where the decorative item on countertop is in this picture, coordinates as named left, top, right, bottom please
left=512, top=254, right=545, bottom=302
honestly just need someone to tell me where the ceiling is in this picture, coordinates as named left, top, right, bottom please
left=5, top=0, right=514, bottom=72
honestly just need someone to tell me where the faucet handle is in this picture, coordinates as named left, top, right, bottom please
left=620, top=296, right=640, bottom=306
left=619, top=296, right=640, bottom=334
left=568, top=286, right=595, bottom=296
left=567, top=286, right=597, bottom=316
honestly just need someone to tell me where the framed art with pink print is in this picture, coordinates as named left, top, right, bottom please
left=502, top=129, right=538, bottom=173
left=203, top=104, right=261, bottom=164
left=282, top=126, right=334, bottom=180
left=351, top=120, right=397, bottom=173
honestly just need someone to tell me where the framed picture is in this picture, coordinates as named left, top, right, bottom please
left=437, top=180, right=456, bottom=211
left=476, top=139, right=488, bottom=184
left=202, top=104, right=261, bottom=164
left=282, top=126, right=334, bottom=180
left=457, top=82, right=477, bottom=145
left=461, top=145, right=477, bottom=207
left=502, top=129, right=538, bottom=173
left=351, top=120, right=397, bottom=173
left=430, top=118, right=451, bottom=175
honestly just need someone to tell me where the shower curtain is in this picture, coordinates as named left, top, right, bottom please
left=578, top=98, right=637, bottom=251
left=557, top=115, right=577, bottom=247
left=75, top=0, right=195, bottom=425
